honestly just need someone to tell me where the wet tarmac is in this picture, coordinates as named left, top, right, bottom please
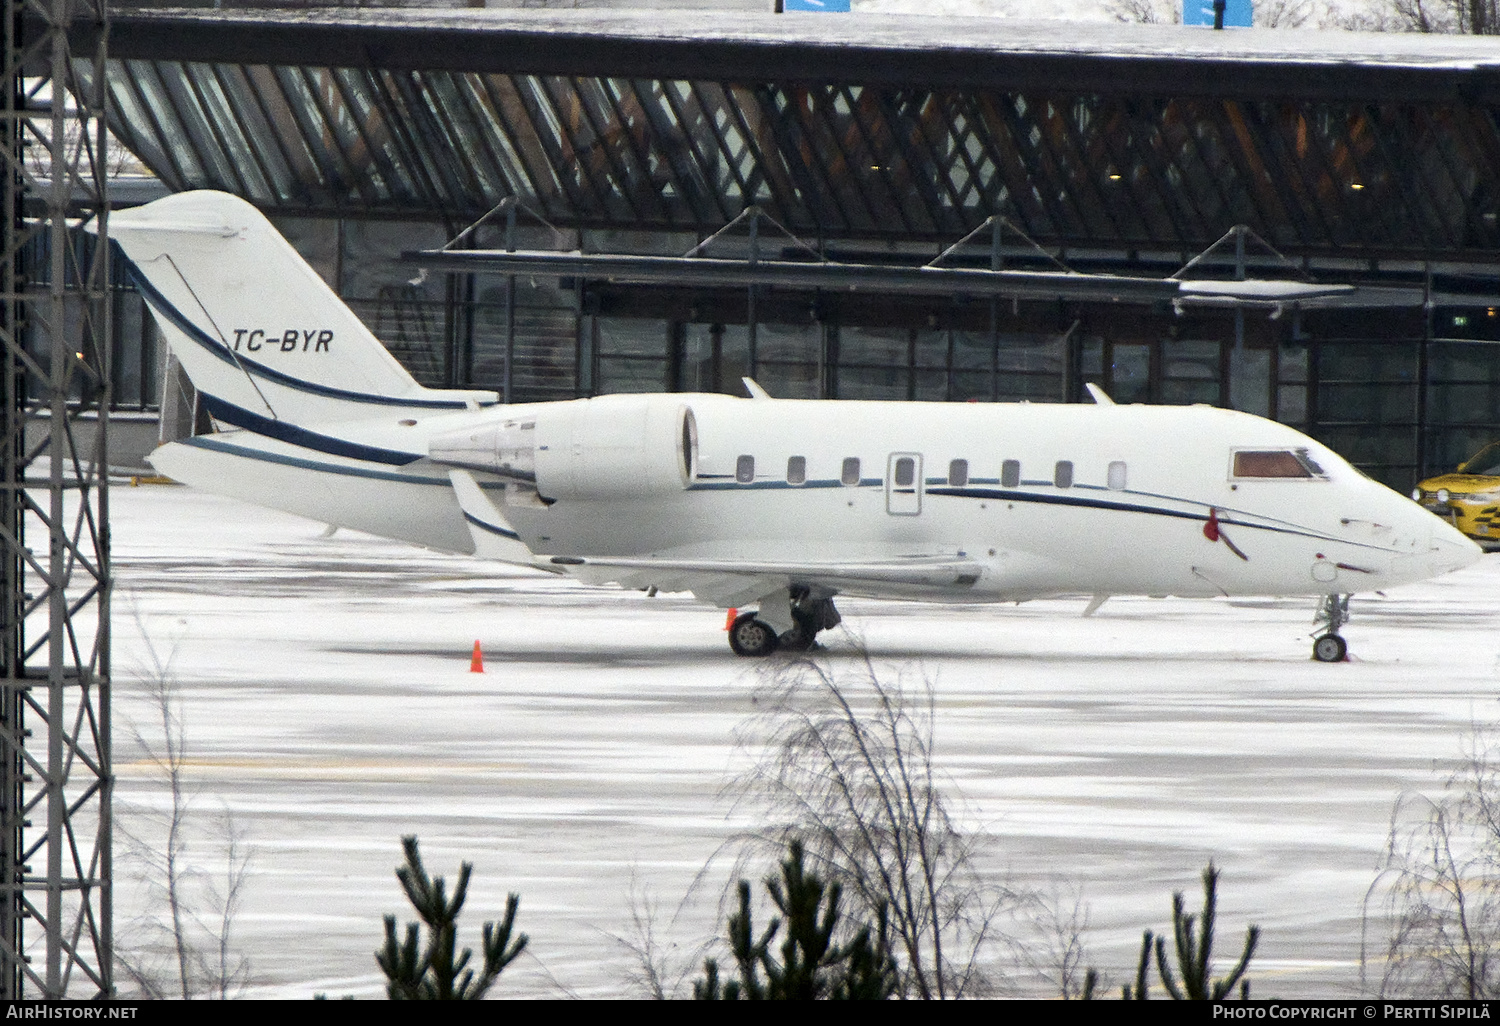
left=110, top=484, right=1500, bottom=998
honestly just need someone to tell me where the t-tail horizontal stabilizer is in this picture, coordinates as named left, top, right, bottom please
left=102, top=190, right=498, bottom=428
left=448, top=470, right=546, bottom=567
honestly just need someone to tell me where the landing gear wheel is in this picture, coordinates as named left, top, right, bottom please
left=729, top=612, right=780, bottom=657
left=1313, top=634, right=1348, bottom=663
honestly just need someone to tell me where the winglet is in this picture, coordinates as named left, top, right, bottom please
left=742, top=377, right=773, bottom=400
left=1082, top=594, right=1109, bottom=617
left=1085, top=383, right=1115, bottom=405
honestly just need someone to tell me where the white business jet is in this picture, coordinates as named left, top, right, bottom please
left=105, top=192, right=1480, bottom=662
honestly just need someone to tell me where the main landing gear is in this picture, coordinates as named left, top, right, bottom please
left=1312, top=593, right=1351, bottom=663
left=727, top=588, right=842, bottom=657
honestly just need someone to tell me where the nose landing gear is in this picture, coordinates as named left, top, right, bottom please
left=1312, top=632, right=1348, bottom=663
left=1312, top=593, right=1350, bottom=662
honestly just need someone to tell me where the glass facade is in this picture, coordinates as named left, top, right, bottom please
left=20, top=230, right=160, bottom=411
left=64, top=28, right=1500, bottom=493
left=1426, top=332, right=1500, bottom=474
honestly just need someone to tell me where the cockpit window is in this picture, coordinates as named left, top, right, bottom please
left=1232, top=449, right=1326, bottom=479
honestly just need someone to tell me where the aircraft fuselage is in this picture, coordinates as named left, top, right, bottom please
left=156, top=391, right=1476, bottom=607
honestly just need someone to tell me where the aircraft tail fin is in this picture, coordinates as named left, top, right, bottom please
left=104, top=191, right=495, bottom=428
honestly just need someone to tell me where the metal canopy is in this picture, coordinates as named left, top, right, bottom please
left=45, top=8, right=1500, bottom=261
left=82, top=10, right=1500, bottom=102
left=408, top=247, right=1418, bottom=309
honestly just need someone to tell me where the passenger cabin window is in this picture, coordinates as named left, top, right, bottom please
left=948, top=459, right=969, bottom=487
left=1001, top=460, right=1020, bottom=488
left=841, top=458, right=861, bottom=486
left=786, top=456, right=806, bottom=485
left=894, top=457, right=916, bottom=487
left=1054, top=461, right=1074, bottom=488
left=1108, top=461, right=1127, bottom=490
left=1232, top=449, right=1322, bottom=479
left=736, top=455, right=755, bottom=483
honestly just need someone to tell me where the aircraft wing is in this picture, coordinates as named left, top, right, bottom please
left=547, top=554, right=984, bottom=604
left=448, top=465, right=982, bottom=600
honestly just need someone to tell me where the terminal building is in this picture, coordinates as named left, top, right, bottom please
left=66, top=7, right=1500, bottom=490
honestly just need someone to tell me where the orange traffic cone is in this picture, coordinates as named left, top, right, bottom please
left=723, top=608, right=738, bottom=631
left=470, top=640, right=485, bottom=673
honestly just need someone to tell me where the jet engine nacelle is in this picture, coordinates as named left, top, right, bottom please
left=430, top=395, right=695, bottom=502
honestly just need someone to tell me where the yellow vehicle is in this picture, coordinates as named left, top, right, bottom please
left=1414, top=442, right=1500, bottom=552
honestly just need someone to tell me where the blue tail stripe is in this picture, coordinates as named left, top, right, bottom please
left=129, top=266, right=488, bottom=411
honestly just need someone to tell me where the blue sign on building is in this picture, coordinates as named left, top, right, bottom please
left=1183, top=0, right=1253, bottom=26
left=784, top=0, right=852, bottom=11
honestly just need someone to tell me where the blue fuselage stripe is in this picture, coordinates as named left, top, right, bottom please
left=180, top=435, right=451, bottom=486
left=689, top=477, right=1352, bottom=548
left=924, top=485, right=1333, bottom=543
left=178, top=435, right=1360, bottom=552
left=199, top=393, right=422, bottom=466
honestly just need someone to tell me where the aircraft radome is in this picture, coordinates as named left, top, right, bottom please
left=101, top=192, right=1481, bottom=662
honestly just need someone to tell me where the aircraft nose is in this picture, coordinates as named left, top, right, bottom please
left=1428, top=517, right=1483, bottom=577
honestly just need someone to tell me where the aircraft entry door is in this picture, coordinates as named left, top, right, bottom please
left=886, top=453, right=922, bottom=516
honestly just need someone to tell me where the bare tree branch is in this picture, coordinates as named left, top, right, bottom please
left=1104, top=0, right=1182, bottom=23
left=1350, top=0, right=1500, bottom=32
left=607, top=873, right=716, bottom=1000
left=1365, top=726, right=1500, bottom=997
left=114, top=625, right=254, bottom=998
left=1023, top=885, right=1104, bottom=1000
left=731, top=652, right=1023, bottom=998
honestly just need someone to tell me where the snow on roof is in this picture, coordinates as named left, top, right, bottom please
left=124, top=7, right=1500, bottom=73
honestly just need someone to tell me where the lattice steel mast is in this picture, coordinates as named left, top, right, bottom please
left=2, top=0, right=110, bottom=998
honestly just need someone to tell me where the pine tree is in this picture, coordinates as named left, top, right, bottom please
left=1153, top=863, right=1258, bottom=1000
left=693, top=839, right=898, bottom=1000
left=1122, top=931, right=1153, bottom=1000
left=375, top=835, right=528, bottom=1000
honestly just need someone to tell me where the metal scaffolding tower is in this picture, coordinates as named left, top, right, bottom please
left=2, top=0, right=111, bottom=998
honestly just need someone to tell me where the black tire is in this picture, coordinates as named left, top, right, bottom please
left=729, top=613, right=780, bottom=657
left=1312, top=633, right=1348, bottom=663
